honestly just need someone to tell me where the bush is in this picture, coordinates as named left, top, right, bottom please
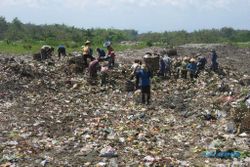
left=146, top=41, right=153, bottom=47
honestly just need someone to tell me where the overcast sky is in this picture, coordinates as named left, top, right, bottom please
left=0, top=0, right=250, bottom=33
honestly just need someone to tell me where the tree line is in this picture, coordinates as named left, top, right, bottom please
left=1, top=16, right=250, bottom=47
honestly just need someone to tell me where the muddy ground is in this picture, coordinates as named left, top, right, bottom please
left=0, top=44, right=250, bottom=167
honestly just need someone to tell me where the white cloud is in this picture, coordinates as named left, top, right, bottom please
left=0, top=0, right=49, bottom=8
left=0, top=0, right=250, bottom=10
left=157, top=0, right=245, bottom=10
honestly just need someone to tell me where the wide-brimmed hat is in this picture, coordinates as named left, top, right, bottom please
left=103, top=41, right=111, bottom=47
left=145, top=52, right=152, bottom=55
left=183, top=56, right=189, bottom=61
left=143, top=54, right=150, bottom=59
left=85, top=40, right=91, bottom=45
left=190, top=58, right=196, bottom=62
left=196, top=53, right=201, bottom=57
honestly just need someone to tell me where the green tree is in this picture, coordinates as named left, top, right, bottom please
left=0, top=16, right=8, bottom=39
left=5, top=17, right=25, bottom=40
left=1, top=15, right=250, bottom=48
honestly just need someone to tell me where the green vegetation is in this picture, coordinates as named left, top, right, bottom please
left=0, top=16, right=250, bottom=54
left=232, top=42, right=250, bottom=48
left=0, top=40, right=149, bottom=54
left=0, top=40, right=41, bottom=54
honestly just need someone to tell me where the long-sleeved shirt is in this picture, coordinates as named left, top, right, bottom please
left=181, top=61, right=188, bottom=70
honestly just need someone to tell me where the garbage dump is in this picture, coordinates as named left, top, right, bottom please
left=0, top=44, right=250, bottom=166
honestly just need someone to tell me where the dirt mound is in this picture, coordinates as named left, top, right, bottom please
left=178, top=44, right=250, bottom=74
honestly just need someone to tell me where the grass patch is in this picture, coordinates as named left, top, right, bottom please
left=231, top=42, right=250, bottom=48
left=0, top=40, right=151, bottom=55
left=0, top=41, right=43, bottom=54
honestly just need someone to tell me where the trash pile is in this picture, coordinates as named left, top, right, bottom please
left=0, top=45, right=250, bottom=166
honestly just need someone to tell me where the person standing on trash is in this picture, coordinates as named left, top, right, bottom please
left=196, top=55, right=207, bottom=75
left=57, top=45, right=66, bottom=60
left=104, top=41, right=116, bottom=68
left=41, top=45, right=54, bottom=60
left=197, top=56, right=207, bottom=70
left=162, top=54, right=172, bottom=77
left=187, top=58, right=197, bottom=79
left=136, top=64, right=152, bottom=105
left=180, top=57, right=189, bottom=79
left=88, top=59, right=101, bottom=78
left=158, top=56, right=166, bottom=77
left=96, top=48, right=106, bottom=61
left=172, top=57, right=182, bottom=78
left=100, top=65, right=109, bottom=86
left=130, top=59, right=142, bottom=89
left=210, top=49, right=218, bottom=71
left=82, top=40, right=95, bottom=66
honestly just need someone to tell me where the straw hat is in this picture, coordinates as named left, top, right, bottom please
left=143, top=54, right=150, bottom=59
left=183, top=56, right=189, bottom=61
left=85, top=40, right=91, bottom=45
left=190, top=58, right=196, bottom=62
left=196, top=53, right=201, bottom=57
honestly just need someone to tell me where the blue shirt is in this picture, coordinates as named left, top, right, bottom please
left=58, top=45, right=65, bottom=49
left=187, top=63, right=197, bottom=74
left=137, top=69, right=151, bottom=87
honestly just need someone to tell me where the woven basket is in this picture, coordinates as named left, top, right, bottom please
left=143, top=56, right=159, bottom=72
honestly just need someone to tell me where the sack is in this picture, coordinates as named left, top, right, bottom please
left=167, top=49, right=177, bottom=56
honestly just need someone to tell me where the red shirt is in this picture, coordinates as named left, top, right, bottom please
left=108, top=47, right=116, bottom=59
